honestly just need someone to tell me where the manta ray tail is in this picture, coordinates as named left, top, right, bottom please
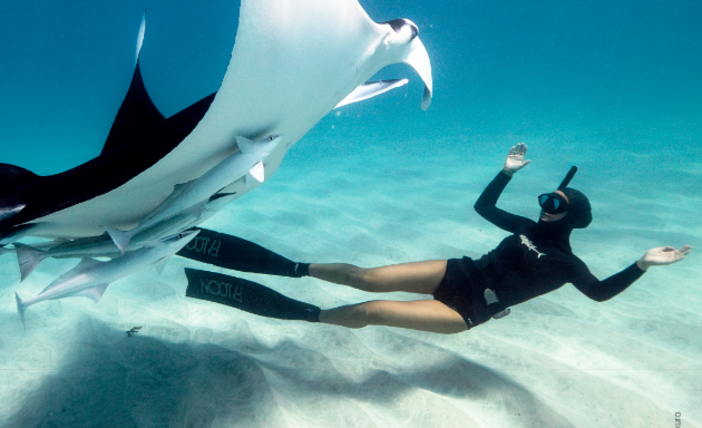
left=104, top=226, right=134, bottom=254
left=13, top=243, right=47, bottom=282
left=15, top=292, right=28, bottom=328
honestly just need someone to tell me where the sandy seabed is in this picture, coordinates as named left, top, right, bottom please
left=1, top=128, right=700, bottom=428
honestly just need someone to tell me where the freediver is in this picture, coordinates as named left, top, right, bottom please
left=180, top=143, right=691, bottom=334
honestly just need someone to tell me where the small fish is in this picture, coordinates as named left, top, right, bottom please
left=126, top=326, right=142, bottom=337
left=104, top=135, right=283, bottom=253
left=15, top=230, right=199, bottom=326
left=14, top=202, right=206, bottom=281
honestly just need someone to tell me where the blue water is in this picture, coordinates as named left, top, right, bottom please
left=1, top=0, right=701, bottom=427
left=2, top=0, right=700, bottom=173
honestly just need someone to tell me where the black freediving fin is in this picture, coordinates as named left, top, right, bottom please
left=101, top=13, right=166, bottom=154
left=177, top=228, right=308, bottom=277
left=184, top=268, right=320, bottom=322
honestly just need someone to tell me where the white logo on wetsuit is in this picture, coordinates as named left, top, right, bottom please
left=520, top=234, right=546, bottom=259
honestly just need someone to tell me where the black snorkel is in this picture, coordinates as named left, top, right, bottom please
left=558, top=166, right=577, bottom=190
left=535, top=165, right=588, bottom=254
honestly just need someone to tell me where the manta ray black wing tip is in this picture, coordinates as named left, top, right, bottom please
left=0, top=164, right=39, bottom=228
left=101, top=14, right=165, bottom=155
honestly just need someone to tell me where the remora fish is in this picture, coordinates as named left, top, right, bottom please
left=104, top=135, right=281, bottom=252
left=0, top=1, right=432, bottom=241
left=14, top=201, right=210, bottom=281
left=14, top=229, right=199, bottom=326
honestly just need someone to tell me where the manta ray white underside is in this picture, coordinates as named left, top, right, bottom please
left=7, top=0, right=432, bottom=239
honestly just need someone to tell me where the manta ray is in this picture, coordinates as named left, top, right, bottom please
left=0, top=0, right=432, bottom=245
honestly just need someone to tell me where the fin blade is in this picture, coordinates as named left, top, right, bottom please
left=184, top=268, right=321, bottom=322
left=13, top=243, right=46, bottom=282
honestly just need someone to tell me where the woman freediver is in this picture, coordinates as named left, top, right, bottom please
left=179, top=144, right=691, bottom=334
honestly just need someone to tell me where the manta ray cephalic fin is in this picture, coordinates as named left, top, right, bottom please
left=334, top=79, right=408, bottom=109
left=403, top=36, right=433, bottom=111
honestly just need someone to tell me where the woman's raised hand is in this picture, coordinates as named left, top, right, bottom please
left=636, top=245, right=692, bottom=271
left=503, top=143, right=531, bottom=176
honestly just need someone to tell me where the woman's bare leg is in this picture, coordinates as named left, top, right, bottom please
left=309, top=260, right=447, bottom=295
left=319, top=299, right=469, bottom=334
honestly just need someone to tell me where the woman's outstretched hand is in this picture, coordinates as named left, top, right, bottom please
left=503, top=143, right=531, bottom=176
left=636, top=245, right=692, bottom=271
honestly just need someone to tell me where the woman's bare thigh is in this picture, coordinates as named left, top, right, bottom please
left=310, top=260, right=447, bottom=295
left=320, top=299, right=469, bottom=334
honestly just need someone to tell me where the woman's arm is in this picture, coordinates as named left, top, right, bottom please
left=571, top=262, right=646, bottom=302
left=572, top=246, right=691, bottom=302
left=473, top=143, right=533, bottom=233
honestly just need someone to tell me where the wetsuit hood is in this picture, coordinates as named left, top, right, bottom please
left=532, top=187, right=591, bottom=254
left=560, top=187, right=592, bottom=229
left=554, top=167, right=592, bottom=229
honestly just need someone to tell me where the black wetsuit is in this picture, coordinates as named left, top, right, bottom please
left=434, top=171, right=645, bottom=328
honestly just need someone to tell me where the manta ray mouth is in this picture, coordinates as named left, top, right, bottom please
left=383, top=19, right=419, bottom=40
